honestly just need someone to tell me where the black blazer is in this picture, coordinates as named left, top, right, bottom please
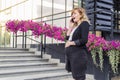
left=65, top=21, right=90, bottom=48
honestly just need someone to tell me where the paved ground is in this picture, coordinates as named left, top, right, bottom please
left=61, top=74, right=94, bottom=80
left=112, top=76, right=120, bottom=80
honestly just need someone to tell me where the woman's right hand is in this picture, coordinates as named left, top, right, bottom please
left=69, top=18, right=74, bottom=28
left=67, top=19, right=74, bottom=36
left=65, top=41, right=75, bottom=48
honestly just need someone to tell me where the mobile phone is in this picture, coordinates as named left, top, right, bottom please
left=71, top=18, right=74, bottom=23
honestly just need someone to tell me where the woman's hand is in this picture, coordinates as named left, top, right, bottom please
left=65, top=41, right=75, bottom=48
left=67, top=19, right=74, bottom=36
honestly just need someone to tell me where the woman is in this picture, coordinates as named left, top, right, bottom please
left=65, top=7, right=90, bottom=80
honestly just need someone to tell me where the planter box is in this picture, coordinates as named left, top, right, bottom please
left=93, top=53, right=120, bottom=80
left=93, top=53, right=110, bottom=80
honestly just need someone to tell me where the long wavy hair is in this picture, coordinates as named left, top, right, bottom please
left=71, top=7, right=90, bottom=26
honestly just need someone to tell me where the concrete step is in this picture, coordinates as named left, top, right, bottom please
left=28, top=74, right=72, bottom=80
left=0, top=66, right=64, bottom=76
left=0, top=60, right=55, bottom=64
left=0, top=62, right=58, bottom=68
left=0, top=51, right=35, bottom=54
left=0, top=69, right=71, bottom=80
left=0, top=55, right=41, bottom=58
left=0, top=48, right=29, bottom=51
left=0, top=54, right=37, bottom=57
left=0, top=59, right=49, bottom=64
left=0, top=57, right=43, bottom=60
left=30, top=74, right=94, bottom=80
left=0, top=58, right=49, bottom=62
left=0, top=63, right=58, bottom=70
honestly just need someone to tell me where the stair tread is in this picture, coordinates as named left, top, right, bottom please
left=0, top=48, right=29, bottom=50
left=31, top=74, right=94, bottom=80
left=0, top=62, right=57, bottom=67
left=0, top=57, right=42, bottom=60
left=32, top=75, right=72, bottom=80
left=0, top=63, right=58, bottom=70
left=0, top=54, right=36, bottom=56
left=0, top=66, right=64, bottom=74
left=0, top=50, right=31, bottom=52
left=0, top=60, right=48, bottom=64
left=0, top=51, right=34, bottom=53
left=0, top=71, right=71, bottom=80
left=0, top=58, right=48, bottom=62
left=0, top=55, right=41, bottom=58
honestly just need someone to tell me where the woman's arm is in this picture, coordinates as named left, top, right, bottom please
left=65, top=20, right=74, bottom=40
left=65, top=41, right=75, bottom=48
left=65, top=20, right=75, bottom=47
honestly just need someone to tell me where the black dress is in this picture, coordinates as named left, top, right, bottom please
left=65, top=21, right=90, bottom=80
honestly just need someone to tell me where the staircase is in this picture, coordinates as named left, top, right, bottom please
left=0, top=48, right=94, bottom=80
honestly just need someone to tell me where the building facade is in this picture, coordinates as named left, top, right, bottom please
left=0, top=0, right=120, bottom=47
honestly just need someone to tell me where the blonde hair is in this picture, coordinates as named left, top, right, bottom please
left=71, top=7, right=90, bottom=26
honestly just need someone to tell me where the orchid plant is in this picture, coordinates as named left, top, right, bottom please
left=107, top=41, right=120, bottom=73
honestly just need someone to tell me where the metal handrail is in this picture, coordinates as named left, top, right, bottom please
left=26, top=36, right=41, bottom=44
left=14, top=32, right=44, bottom=58
left=25, top=36, right=44, bottom=58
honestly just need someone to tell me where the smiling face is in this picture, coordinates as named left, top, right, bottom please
left=71, top=10, right=82, bottom=23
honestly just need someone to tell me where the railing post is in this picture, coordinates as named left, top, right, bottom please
left=41, top=35, right=43, bottom=58
left=15, top=33, right=17, bottom=48
left=13, top=33, right=14, bottom=48
left=43, top=35, right=46, bottom=54
left=22, top=32, right=24, bottom=48
left=4, top=32, right=5, bottom=48
left=25, top=32, right=27, bottom=48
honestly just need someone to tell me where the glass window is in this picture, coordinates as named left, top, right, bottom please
left=42, top=16, right=52, bottom=22
left=17, top=4, right=25, bottom=20
left=1, top=0, right=6, bottom=10
left=11, top=6, right=18, bottom=19
left=32, top=0, right=41, bottom=19
left=45, top=21, right=52, bottom=25
left=42, top=0, right=52, bottom=16
left=53, top=13, right=65, bottom=19
left=67, top=0, right=73, bottom=11
left=66, top=17, right=71, bottom=28
left=0, top=0, right=1, bottom=9
left=11, top=0, right=26, bottom=6
left=5, top=0, right=12, bottom=8
left=24, top=0, right=33, bottom=20
left=54, top=0, right=65, bottom=14
left=53, top=19, right=65, bottom=28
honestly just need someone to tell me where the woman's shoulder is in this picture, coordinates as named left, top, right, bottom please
left=78, top=21, right=90, bottom=27
left=81, top=20, right=90, bottom=25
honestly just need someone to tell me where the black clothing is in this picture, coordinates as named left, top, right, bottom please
left=65, top=21, right=90, bottom=80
